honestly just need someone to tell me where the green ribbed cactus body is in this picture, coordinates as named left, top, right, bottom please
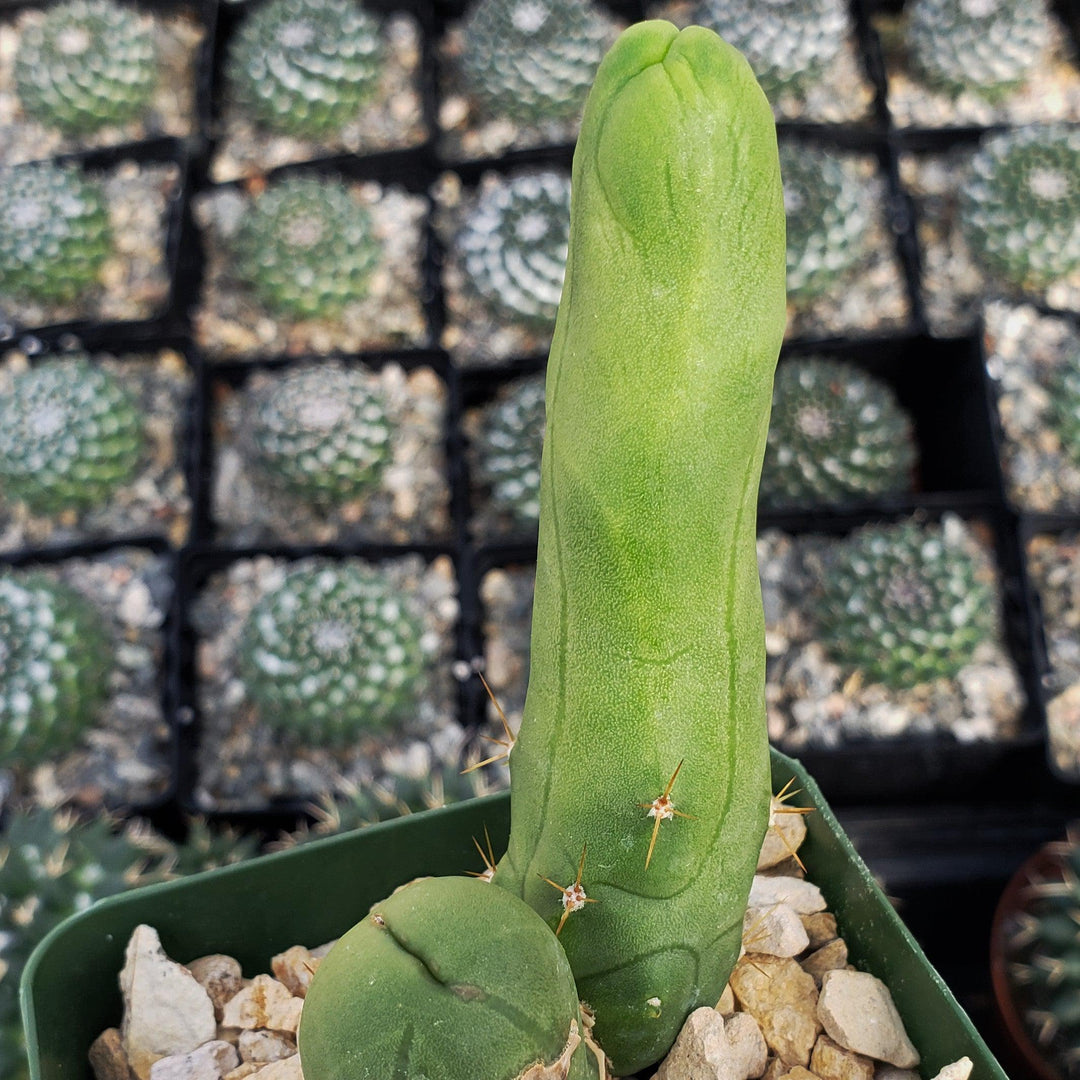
left=1006, top=827, right=1080, bottom=1076
left=458, top=0, right=613, bottom=125
left=760, top=357, right=916, bottom=509
left=227, top=0, right=383, bottom=138
left=14, top=0, right=157, bottom=134
left=0, top=573, right=111, bottom=764
left=459, top=171, right=570, bottom=329
left=231, top=175, right=381, bottom=321
left=693, top=0, right=847, bottom=99
left=250, top=363, right=393, bottom=507
left=906, top=0, right=1052, bottom=100
left=817, top=519, right=996, bottom=689
left=0, top=356, right=142, bottom=515
left=300, top=877, right=600, bottom=1080
left=1049, top=343, right=1080, bottom=468
left=0, top=162, right=112, bottom=305
left=239, top=560, right=425, bottom=743
left=474, top=374, right=545, bottom=527
left=781, top=142, right=872, bottom=305
left=959, top=127, right=1080, bottom=292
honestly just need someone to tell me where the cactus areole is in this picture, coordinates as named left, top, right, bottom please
left=299, top=20, right=785, bottom=1079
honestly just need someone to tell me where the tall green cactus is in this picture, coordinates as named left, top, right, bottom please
left=491, top=20, right=783, bottom=1075
left=299, top=19, right=783, bottom=1079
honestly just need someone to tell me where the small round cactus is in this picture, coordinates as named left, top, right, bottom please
left=692, top=0, right=848, bottom=101
left=0, top=161, right=112, bottom=306
left=473, top=374, right=545, bottom=527
left=0, top=355, right=143, bottom=516
left=459, top=171, right=570, bottom=329
left=230, top=175, right=381, bottom=321
left=906, top=0, right=1052, bottom=101
left=1048, top=342, right=1080, bottom=469
left=959, top=126, right=1080, bottom=292
left=299, top=876, right=600, bottom=1080
left=760, top=357, right=916, bottom=510
left=816, top=518, right=996, bottom=689
left=226, top=0, right=384, bottom=138
left=1004, top=825, right=1080, bottom=1077
left=249, top=363, right=393, bottom=507
left=780, top=142, right=873, bottom=306
left=0, top=573, right=111, bottom=765
left=239, top=560, right=426, bottom=742
left=456, top=0, right=613, bottom=126
left=14, top=0, right=157, bottom=135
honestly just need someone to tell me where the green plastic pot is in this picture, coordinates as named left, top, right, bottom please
left=22, top=749, right=1007, bottom=1080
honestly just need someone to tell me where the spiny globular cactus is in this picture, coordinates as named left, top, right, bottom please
left=1049, top=341, right=1080, bottom=470
left=249, top=362, right=393, bottom=508
left=473, top=374, right=545, bottom=528
left=226, top=0, right=384, bottom=139
left=459, top=170, right=570, bottom=330
left=760, top=356, right=916, bottom=510
left=906, top=0, right=1052, bottom=101
left=1005, top=826, right=1080, bottom=1077
left=959, top=126, right=1080, bottom=293
left=0, top=572, right=111, bottom=765
left=456, top=0, right=614, bottom=126
left=0, top=161, right=112, bottom=306
left=238, top=560, right=426, bottom=744
left=14, top=0, right=157, bottom=135
left=692, top=0, right=848, bottom=101
left=0, top=355, right=143, bottom=516
left=781, top=141, right=873, bottom=306
left=301, top=19, right=785, bottom=1079
left=816, top=517, right=997, bottom=689
left=230, top=174, right=381, bottom=321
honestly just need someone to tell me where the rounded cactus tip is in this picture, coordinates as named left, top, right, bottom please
left=299, top=875, right=601, bottom=1080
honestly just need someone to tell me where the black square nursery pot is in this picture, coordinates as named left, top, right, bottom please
left=21, top=749, right=1008, bottom=1080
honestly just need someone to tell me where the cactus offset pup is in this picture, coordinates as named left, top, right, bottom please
left=300, top=20, right=785, bottom=1079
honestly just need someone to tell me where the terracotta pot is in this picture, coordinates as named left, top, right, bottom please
left=990, top=848, right=1066, bottom=1080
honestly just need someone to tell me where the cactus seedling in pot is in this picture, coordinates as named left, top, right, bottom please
left=300, top=17, right=785, bottom=1079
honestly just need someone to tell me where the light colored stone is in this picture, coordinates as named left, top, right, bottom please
left=249, top=1056, right=302, bottom=1080
left=817, top=971, right=919, bottom=1069
left=778, top=1069, right=820, bottom=1080
left=89, top=1028, right=134, bottom=1080
left=149, top=1041, right=239, bottom=1080
left=238, top=1030, right=296, bottom=1064
left=873, top=1069, right=918, bottom=1080
left=810, top=1034, right=874, bottom=1080
left=801, top=940, right=849, bottom=986
left=758, top=799, right=809, bottom=870
left=801, top=914, right=837, bottom=951
left=761, top=1059, right=788, bottom=1080
left=730, top=955, right=821, bottom=1067
left=310, top=940, right=337, bottom=958
left=725, top=1011, right=769, bottom=1079
left=221, top=975, right=303, bottom=1034
left=187, top=955, right=243, bottom=1021
left=271, top=946, right=321, bottom=999
left=717, top=983, right=735, bottom=1016
left=653, top=1007, right=767, bottom=1080
left=223, top=1065, right=262, bottom=1080
left=744, top=904, right=810, bottom=958
left=929, top=1058, right=972, bottom=1080
left=120, top=925, right=218, bottom=1080
left=749, top=876, right=826, bottom=915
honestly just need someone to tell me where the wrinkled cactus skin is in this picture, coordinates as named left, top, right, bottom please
left=492, top=21, right=784, bottom=1076
left=299, top=876, right=600, bottom=1079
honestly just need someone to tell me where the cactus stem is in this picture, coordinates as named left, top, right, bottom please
left=463, top=671, right=517, bottom=772
left=466, top=825, right=498, bottom=883
left=538, top=843, right=598, bottom=936
left=638, top=760, right=696, bottom=870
